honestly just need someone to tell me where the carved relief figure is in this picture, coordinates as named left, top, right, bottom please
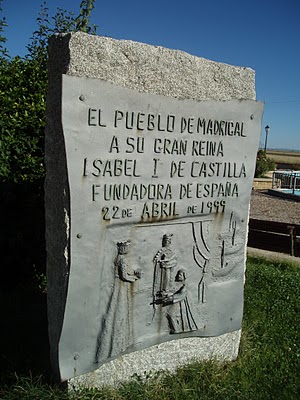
left=95, top=240, right=141, bottom=363
left=152, top=233, right=177, bottom=301
left=159, top=269, right=198, bottom=334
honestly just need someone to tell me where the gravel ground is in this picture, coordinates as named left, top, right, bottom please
left=250, top=190, right=300, bottom=225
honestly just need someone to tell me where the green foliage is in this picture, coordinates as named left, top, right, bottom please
left=74, top=0, right=97, bottom=34
left=0, top=0, right=97, bottom=183
left=52, top=7, right=75, bottom=34
left=26, top=1, right=50, bottom=62
left=255, top=149, right=276, bottom=178
left=33, top=264, right=47, bottom=293
left=0, top=56, right=46, bottom=182
left=1, top=258, right=299, bottom=399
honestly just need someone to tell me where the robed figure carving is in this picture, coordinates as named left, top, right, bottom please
left=161, top=268, right=198, bottom=334
left=153, top=267, right=198, bottom=334
left=95, top=240, right=141, bottom=363
left=152, top=233, right=177, bottom=302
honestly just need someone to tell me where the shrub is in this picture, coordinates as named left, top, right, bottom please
left=255, top=149, right=276, bottom=178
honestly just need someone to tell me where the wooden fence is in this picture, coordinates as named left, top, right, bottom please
left=248, top=218, right=300, bottom=257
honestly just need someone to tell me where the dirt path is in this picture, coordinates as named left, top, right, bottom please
left=250, top=190, right=300, bottom=225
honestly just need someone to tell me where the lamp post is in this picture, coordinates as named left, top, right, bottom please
left=264, top=125, right=270, bottom=153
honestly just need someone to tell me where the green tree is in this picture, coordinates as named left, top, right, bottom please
left=0, top=0, right=97, bottom=183
left=255, top=149, right=276, bottom=178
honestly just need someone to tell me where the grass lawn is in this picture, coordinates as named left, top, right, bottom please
left=1, top=257, right=299, bottom=399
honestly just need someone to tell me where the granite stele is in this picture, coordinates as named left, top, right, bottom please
left=45, top=32, right=263, bottom=386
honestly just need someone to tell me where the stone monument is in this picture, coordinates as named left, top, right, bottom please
left=45, top=32, right=263, bottom=387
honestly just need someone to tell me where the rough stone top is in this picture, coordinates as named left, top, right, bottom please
left=48, top=32, right=255, bottom=101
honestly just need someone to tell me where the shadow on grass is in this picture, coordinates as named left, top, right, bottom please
left=0, top=290, right=51, bottom=385
left=0, top=183, right=52, bottom=386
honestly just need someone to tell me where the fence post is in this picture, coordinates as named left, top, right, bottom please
left=293, top=173, right=296, bottom=194
left=287, top=225, right=296, bottom=256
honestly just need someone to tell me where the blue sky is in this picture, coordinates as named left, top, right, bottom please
left=2, top=0, right=300, bottom=150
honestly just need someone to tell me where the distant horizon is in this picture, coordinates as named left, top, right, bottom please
left=264, top=148, right=300, bottom=153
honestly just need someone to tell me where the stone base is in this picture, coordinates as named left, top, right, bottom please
left=252, top=178, right=273, bottom=190
left=68, top=330, right=241, bottom=390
